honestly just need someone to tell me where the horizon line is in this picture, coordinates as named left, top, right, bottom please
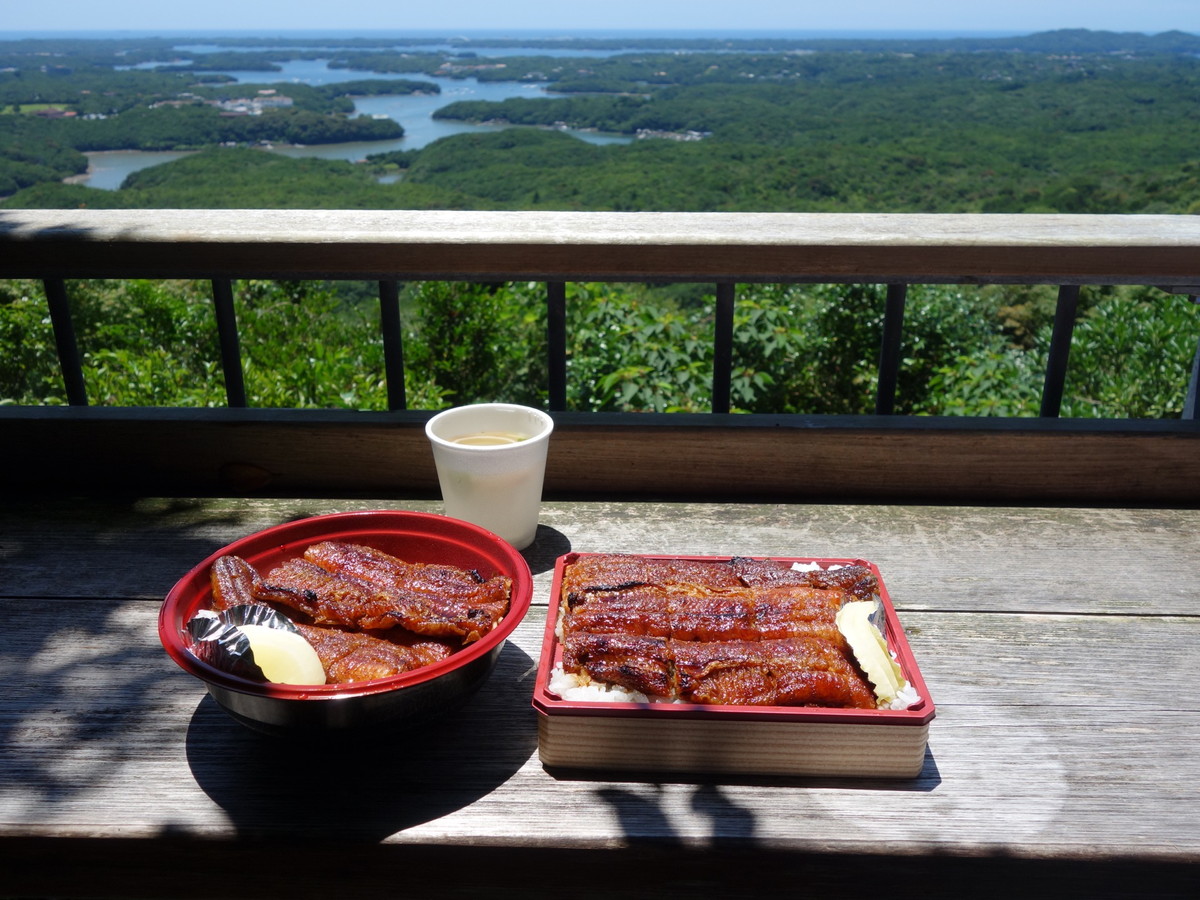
left=3, top=27, right=1195, bottom=36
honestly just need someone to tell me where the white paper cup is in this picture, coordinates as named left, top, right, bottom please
left=424, top=403, right=554, bottom=550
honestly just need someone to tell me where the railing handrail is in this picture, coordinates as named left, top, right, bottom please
left=6, top=209, right=1200, bottom=286
left=4, top=209, right=1200, bottom=504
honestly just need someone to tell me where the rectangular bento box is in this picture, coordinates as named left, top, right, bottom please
left=532, top=553, right=935, bottom=778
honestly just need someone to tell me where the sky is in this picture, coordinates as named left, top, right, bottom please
left=3, top=1, right=1199, bottom=36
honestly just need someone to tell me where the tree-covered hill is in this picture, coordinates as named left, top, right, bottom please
left=7, top=35, right=1200, bottom=212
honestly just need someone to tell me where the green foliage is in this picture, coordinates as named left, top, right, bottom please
left=718, top=283, right=1029, bottom=415
left=232, top=280, right=377, bottom=408
left=0, top=60, right=404, bottom=195
left=0, top=279, right=64, bottom=404
left=0, top=181, right=134, bottom=208
left=1059, top=289, right=1199, bottom=417
left=404, top=281, right=547, bottom=407
left=403, top=129, right=612, bottom=206
left=77, top=279, right=228, bottom=405
left=1, top=147, right=493, bottom=209
left=0, top=278, right=449, bottom=409
left=320, top=79, right=439, bottom=99
left=0, top=116, right=89, bottom=192
left=434, top=94, right=651, bottom=132
left=4, top=276, right=1195, bottom=418
left=115, top=147, right=401, bottom=206
left=921, top=288, right=1200, bottom=417
left=561, top=282, right=1033, bottom=415
left=57, top=103, right=402, bottom=154
left=926, top=351, right=1045, bottom=417
left=565, top=283, right=715, bottom=412
left=0, top=278, right=227, bottom=406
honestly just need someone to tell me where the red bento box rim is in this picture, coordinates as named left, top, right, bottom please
left=532, top=552, right=935, bottom=726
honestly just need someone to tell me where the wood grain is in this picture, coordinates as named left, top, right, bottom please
left=2, top=602, right=1197, bottom=849
left=6, top=209, right=1200, bottom=285
left=2, top=496, right=1198, bottom=897
left=4, top=498, right=1198, bottom=615
left=5, top=408, right=1199, bottom=504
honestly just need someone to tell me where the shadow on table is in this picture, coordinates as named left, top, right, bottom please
left=521, top=523, right=572, bottom=575
left=184, top=639, right=539, bottom=840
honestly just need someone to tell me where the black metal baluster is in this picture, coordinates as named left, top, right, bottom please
left=1184, top=296, right=1200, bottom=420
left=43, top=278, right=88, bottom=406
left=210, top=278, right=247, bottom=408
left=713, top=282, right=735, bottom=414
left=547, top=281, right=567, bottom=411
left=378, top=279, right=407, bottom=411
left=875, top=283, right=908, bottom=415
left=1185, top=339, right=1200, bottom=420
left=1040, top=284, right=1080, bottom=418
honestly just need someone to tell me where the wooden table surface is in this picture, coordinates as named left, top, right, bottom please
left=2, top=496, right=1198, bottom=899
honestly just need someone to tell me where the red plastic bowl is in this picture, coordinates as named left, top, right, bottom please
left=159, top=510, right=533, bottom=734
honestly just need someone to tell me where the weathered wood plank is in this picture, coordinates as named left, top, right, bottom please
left=1, top=599, right=1197, bottom=871
left=3, top=496, right=1200, bottom=896
left=5, top=209, right=1200, bottom=285
left=3, top=498, right=1198, bottom=617
left=4, top=409, right=1200, bottom=504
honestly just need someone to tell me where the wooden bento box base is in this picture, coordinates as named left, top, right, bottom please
left=533, top=553, right=935, bottom=779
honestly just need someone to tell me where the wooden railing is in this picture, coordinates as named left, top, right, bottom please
left=3, top=209, right=1200, bottom=505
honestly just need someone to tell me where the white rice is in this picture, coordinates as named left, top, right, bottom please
left=548, top=665, right=650, bottom=703
left=887, top=684, right=923, bottom=710
left=791, top=561, right=844, bottom=572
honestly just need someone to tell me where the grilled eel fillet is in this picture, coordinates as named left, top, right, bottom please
left=558, top=554, right=878, bottom=708
left=209, top=547, right=508, bottom=684
left=258, top=540, right=511, bottom=642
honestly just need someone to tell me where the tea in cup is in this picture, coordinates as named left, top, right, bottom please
left=424, top=403, right=554, bottom=550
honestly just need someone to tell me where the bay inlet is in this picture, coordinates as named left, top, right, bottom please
left=75, top=57, right=631, bottom=190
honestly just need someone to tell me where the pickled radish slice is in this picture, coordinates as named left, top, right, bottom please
left=836, top=600, right=906, bottom=705
left=236, top=625, right=326, bottom=685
